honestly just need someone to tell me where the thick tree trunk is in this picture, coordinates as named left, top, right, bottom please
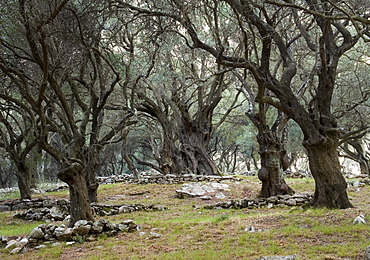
left=180, top=145, right=219, bottom=175
left=257, top=130, right=294, bottom=198
left=58, top=162, right=94, bottom=227
left=16, top=170, right=32, bottom=200
left=304, top=141, right=353, bottom=209
left=175, top=128, right=220, bottom=176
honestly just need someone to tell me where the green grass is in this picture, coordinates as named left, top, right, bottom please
left=0, top=212, right=43, bottom=237
left=0, top=176, right=369, bottom=260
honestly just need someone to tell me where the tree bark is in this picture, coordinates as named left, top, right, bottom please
left=57, top=162, right=94, bottom=227
left=304, top=140, right=353, bottom=208
left=175, top=126, right=220, bottom=176
left=84, top=147, right=100, bottom=203
left=257, top=129, right=294, bottom=197
left=16, top=168, right=32, bottom=200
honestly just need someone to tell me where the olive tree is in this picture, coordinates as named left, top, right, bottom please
left=118, top=0, right=370, bottom=208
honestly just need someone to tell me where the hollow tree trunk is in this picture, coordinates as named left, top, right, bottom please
left=58, top=162, right=94, bottom=227
left=257, top=130, right=294, bottom=198
left=304, top=141, right=353, bottom=209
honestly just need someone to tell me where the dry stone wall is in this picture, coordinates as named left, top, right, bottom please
left=97, top=173, right=243, bottom=185
left=203, top=193, right=313, bottom=210
left=2, top=219, right=137, bottom=254
left=9, top=199, right=166, bottom=221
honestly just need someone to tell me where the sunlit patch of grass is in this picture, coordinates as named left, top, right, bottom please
left=287, top=177, right=315, bottom=193
left=0, top=217, right=42, bottom=237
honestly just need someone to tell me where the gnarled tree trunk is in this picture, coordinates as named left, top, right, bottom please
left=58, top=162, right=94, bottom=227
left=176, top=126, right=219, bottom=176
left=258, top=129, right=294, bottom=197
left=305, top=139, right=353, bottom=208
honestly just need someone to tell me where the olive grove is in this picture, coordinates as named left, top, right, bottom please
left=0, top=0, right=369, bottom=226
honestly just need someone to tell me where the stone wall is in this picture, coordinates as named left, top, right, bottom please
left=203, top=193, right=313, bottom=210
left=8, top=198, right=166, bottom=221
left=2, top=219, right=137, bottom=254
left=97, top=173, right=243, bottom=185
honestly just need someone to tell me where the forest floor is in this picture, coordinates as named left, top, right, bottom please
left=0, top=175, right=369, bottom=260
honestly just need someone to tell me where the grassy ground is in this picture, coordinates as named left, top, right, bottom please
left=0, top=176, right=369, bottom=260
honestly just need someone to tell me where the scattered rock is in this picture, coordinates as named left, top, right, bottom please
left=34, top=244, right=47, bottom=250
left=353, top=215, right=367, bottom=224
left=244, top=226, right=256, bottom=232
left=176, top=182, right=230, bottom=199
left=147, top=232, right=161, bottom=239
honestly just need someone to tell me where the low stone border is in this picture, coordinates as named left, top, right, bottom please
left=2, top=219, right=137, bottom=254
left=11, top=200, right=167, bottom=222
left=0, top=198, right=67, bottom=212
left=203, top=193, right=313, bottom=210
left=98, top=174, right=243, bottom=185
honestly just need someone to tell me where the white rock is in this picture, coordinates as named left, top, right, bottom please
left=55, top=226, right=73, bottom=240
left=34, top=244, right=47, bottom=250
left=215, top=192, right=226, bottom=199
left=30, top=226, right=45, bottom=239
left=10, top=247, right=24, bottom=254
left=5, top=240, right=19, bottom=250
left=147, top=232, right=161, bottom=239
left=73, top=220, right=92, bottom=236
left=19, top=237, right=28, bottom=247
left=244, top=226, right=256, bottom=232
left=353, top=215, right=367, bottom=224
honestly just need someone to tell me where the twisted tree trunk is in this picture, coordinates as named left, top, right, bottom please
left=58, top=162, right=94, bottom=227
